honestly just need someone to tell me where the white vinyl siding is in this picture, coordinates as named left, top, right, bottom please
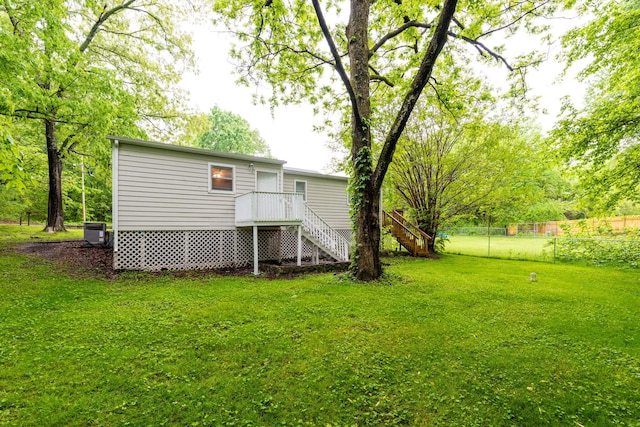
left=116, top=143, right=280, bottom=231
left=284, top=172, right=350, bottom=229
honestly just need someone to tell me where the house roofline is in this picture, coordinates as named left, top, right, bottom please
left=107, top=135, right=287, bottom=165
left=283, top=166, right=348, bottom=181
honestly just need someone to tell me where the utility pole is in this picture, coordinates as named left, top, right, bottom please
left=81, top=160, right=86, bottom=223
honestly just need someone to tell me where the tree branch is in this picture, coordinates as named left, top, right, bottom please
left=373, top=0, right=459, bottom=193
left=451, top=32, right=514, bottom=71
left=478, top=0, right=553, bottom=40
left=369, top=65, right=394, bottom=87
left=79, top=0, right=136, bottom=53
left=4, top=109, right=90, bottom=127
left=371, top=19, right=514, bottom=71
left=311, top=0, right=362, bottom=127
left=2, top=0, right=21, bottom=35
left=60, top=133, right=80, bottom=155
left=428, top=78, right=460, bottom=122
left=370, top=20, right=433, bottom=56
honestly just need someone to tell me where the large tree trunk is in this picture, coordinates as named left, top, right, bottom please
left=348, top=0, right=382, bottom=280
left=314, top=0, right=458, bottom=279
left=44, top=118, right=65, bottom=232
left=427, top=234, right=436, bottom=253
left=353, top=178, right=382, bottom=280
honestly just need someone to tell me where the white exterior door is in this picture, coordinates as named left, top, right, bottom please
left=256, top=171, right=281, bottom=219
left=256, top=171, right=278, bottom=192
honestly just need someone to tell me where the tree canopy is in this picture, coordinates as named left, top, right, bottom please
left=0, top=0, right=197, bottom=230
left=554, top=0, right=640, bottom=210
left=214, top=0, right=573, bottom=279
left=195, top=106, right=271, bottom=157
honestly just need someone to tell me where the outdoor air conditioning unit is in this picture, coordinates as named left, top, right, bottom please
left=83, top=222, right=107, bottom=246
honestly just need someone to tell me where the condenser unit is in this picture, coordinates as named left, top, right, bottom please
left=83, top=222, right=106, bottom=246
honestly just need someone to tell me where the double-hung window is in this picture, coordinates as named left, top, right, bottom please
left=209, top=163, right=235, bottom=193
left=294, top=180, right=307, bottom=201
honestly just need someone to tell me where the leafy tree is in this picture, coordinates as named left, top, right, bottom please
left=554, top=0, right=640, bottom=210
left=195, top=106, right=271, bottom=157
left=0, top=122, right=25, bottom=193
left=0, top=128, right=48, bottom=222
left=518, top=168, right=578, bottom=222
left=389, top=104, right=554, bottom=252
left=214, top=0, right=571, bottom=279
left=0, top=0, right=196, bottom=231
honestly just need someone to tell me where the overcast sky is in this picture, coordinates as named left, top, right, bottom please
left=179, top=16, right=584, bottom=173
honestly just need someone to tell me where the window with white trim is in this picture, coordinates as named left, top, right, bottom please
left=294, top=180, right=307, bottom=201
left=209, top=163, right=235, bottom=193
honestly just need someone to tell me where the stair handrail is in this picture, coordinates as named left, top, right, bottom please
left=383, top=210, right=430, bottom=256
left=384, top=211, right=423, bottom=241
left=388, top=210, right=432, bottom=242
left=302, top=203, right=350, bottom=261
left=384, top=210, right=429, bottom=243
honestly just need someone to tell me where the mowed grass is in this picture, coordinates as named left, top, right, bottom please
left=1, top=228, right=640, bottom=425
left=445, top=235, right=554, bottom=261
left=0, top=224, right=83, bottom=244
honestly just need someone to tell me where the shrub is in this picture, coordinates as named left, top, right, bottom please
left=553, top=222, right=640, bottom=268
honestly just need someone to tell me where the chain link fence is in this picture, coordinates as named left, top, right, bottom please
left=443, top=234, right=640, bottom=268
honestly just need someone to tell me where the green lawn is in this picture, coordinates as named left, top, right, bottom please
left=0, top=224, right=83, bottom=244
left=1, top=227, right=639, bottom=426
left=445, top=235, right=555, bottom=261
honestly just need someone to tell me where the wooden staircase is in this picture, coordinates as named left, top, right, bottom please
left=382, top=210, right=431, bottom=257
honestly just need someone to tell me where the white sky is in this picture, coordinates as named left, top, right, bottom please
left=180, top=26, right=335, bottom=173
left=179, top=16, right=585, bottom=173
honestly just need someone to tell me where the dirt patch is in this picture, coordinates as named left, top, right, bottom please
left=17, top=240, right=117, bottom=280
left=14, top=241, right=345, bottom=280
left=259, top=261, right=350, bottom=278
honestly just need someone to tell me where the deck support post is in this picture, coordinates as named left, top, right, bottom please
left=297, top=225, right=302, bottom=266
left=253, top=225, right=259, bottom=275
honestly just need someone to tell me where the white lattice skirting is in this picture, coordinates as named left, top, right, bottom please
left=114, top=228, right=352, bottom=271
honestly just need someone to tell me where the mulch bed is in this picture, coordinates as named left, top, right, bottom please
left=15, top=240, right=349, bottom=280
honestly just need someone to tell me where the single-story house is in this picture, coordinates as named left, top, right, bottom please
left=109, top=136, right=351, bottom=274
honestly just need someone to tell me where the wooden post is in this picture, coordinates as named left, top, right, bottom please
left=81, top=161, right=86, bottom=223
left=487, top=214, right=491, bottom=257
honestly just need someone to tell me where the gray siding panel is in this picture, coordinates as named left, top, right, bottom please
left=116, top=143, right=280, bottom=230
left=283, top=172, right=350, bottom=229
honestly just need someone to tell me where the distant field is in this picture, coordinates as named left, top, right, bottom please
left=445, top=235, right=555, bottom=261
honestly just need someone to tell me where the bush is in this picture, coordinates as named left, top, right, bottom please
left=553, top=221, right=640, bottom=268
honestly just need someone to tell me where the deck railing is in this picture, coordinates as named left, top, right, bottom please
left=383, top=210, right=430, bottom=256
left=235, top=192, right=304, bottom=225
left=235, top=191, right=350, bottom=261
left=302, top=203, right=350, bottom=261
